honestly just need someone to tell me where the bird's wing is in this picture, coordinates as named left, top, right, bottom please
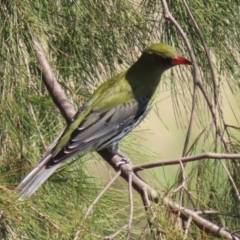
left=46, top=95, right=150, bottom=167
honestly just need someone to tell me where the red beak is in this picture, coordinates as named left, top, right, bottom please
left=172, top=54, right=192, bottom=66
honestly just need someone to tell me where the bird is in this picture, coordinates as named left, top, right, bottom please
left=16, top=43, right=192, bottom=200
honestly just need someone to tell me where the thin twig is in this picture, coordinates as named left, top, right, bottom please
left=219, top=160, right=240, bottom=200
left=142, top=189, right=151, bottom=209
left=126, top=171, right=133, bottom=240
left=73, top=223, right=128, bottom=240
left=32, top=36, right=76, bottom=123
left=29, top=206, right=60, bottom=231
left=196, top=82, right=228, bottom=150
left=225, top=124, right=240, bottom=130
left=29, top=104, right=47, bottom=149
left=176, top=160, right=187, bottom=189
left=104, top=224, right=128, bottom=240
left=84, top=170, right=121, bottom=221
left=163, top=197, right=240, bottom=240
left=142, top=189, right=154, bottom=231
left=134, top=152, right=240, bottom=171
left=6, top=224, right=17, bottom=240
left=181, top=0, right=218, bottom=106
left=160, top=0, right=199, bottom=157
left=73, top=170, right=122, bottom=240
left=183, top=216, right=192, bottom=240
left=201, top=120, right=214, bottom=152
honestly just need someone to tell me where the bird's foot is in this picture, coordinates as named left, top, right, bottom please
left=115, top=154, right=131, bottom=167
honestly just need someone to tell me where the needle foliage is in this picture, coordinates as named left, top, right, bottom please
left=1, top=0, right=240, bottom=239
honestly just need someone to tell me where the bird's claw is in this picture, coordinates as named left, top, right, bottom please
left=116, top=157, right=131, bottom=167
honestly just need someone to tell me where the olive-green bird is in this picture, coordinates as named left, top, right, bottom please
left=16, top=43, right=192, bottom=200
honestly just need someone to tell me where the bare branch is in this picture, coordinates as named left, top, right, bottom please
left=104, top=224, right=128, bottom=240
left=196, top=210, right=240, bottom=218
left=161, top=0, right=200, bottom=157
left=32, top=36, right=76, bottom=123
left=85, top=170, right=121, bottom=221
left=97, top=149, right=159, bottom=201
left=219, top=160, right=240, bottom=200
left=181, top=0, right=218, bottom=104
left=163, top=197, right=240, bottom=240
left=226, top=124, right=240, bottom=130
left=6, top=224, right=17, bottom=240
left=183, top=216, right=192, bottom=240
left=126, top=171, right=133, bottom=240
left=133, top=152, right=240, bottom=172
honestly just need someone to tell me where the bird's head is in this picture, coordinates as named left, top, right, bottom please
left=142, top=43, right=192, bottom=71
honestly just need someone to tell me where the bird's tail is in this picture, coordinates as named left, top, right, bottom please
left=16, top=154, right=60, bottom=201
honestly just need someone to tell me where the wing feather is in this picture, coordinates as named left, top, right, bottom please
left=47, top=97, right=149, bottom=166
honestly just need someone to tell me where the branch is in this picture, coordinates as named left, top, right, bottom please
left=6, top=224, right=17, bottom=240
left=126, top=171, right=133, bottom=240
left=29, top=205, right=60, bottom=231
left=133, top=152, right=240, bottom=172
left=161, top=0, right=199, bottom=157
left=33, top=36, right=76, bottom=123
left=164, top=198, right=240, bottom=240
left=97, top=149, right=159, bottom=201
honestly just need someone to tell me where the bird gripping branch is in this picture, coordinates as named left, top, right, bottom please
left=16, top=43, right=192, bottom=200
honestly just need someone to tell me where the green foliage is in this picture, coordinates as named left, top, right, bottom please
left=0, top=0, right=240, bottom=239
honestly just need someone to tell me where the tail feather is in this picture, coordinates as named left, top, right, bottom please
left=16, top=154, right=61, bottom=201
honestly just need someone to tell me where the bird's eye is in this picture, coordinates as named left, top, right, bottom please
left=155, top=55, right=163, bottom=62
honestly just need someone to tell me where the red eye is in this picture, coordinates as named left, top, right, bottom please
left=155, top=55, right=163, bottom=62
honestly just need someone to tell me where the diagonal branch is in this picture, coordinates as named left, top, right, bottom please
left=74, top=170, right=122, bottom=240
left=33, top=36, right=76, bottom=123
left=164, top=198, right=240, bottom=240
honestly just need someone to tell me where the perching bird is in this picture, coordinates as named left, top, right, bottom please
left=16, top=43, right=192, bottom=200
